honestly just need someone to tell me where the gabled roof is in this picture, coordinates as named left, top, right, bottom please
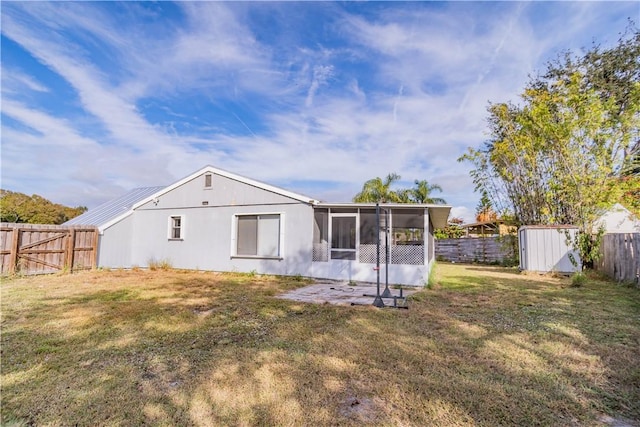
left=64, top=165, right=319, bottom=233
left=131, top=165, right=319, bottom=211
left=594, top=203, right=640, bottom=233
left=64, top=186, right=165, bottom=231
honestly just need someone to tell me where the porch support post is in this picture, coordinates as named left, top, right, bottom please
left=424, top=208, right=431, bottom=282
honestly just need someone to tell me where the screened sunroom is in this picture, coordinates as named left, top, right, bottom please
left=310, top=203, right=450, bottom=286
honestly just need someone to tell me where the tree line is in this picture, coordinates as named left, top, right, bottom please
left=459, top=25, right=640, bottom=267
left=0, top=190, right=87, bottom=224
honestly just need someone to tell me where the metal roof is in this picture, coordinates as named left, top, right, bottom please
left=64, top=186, right=165, bottom=228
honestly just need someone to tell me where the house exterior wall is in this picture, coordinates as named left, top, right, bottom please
left=310, top=261, right=428, bottom=286
left=98, top=215, right=133, bottom=268
left=519, top=227, right=581, bottom=273
left=95, top=170, right=314, bottom=274
left=95, top=170, right=314, bottom=275
left=129, top=203, right=313, bottom=275
left=595, top=204, right=640, bottom=233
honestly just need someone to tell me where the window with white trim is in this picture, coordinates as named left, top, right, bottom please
left=204, top=173, right=212, bottom=188
left=168, top=215, right=184, bottom=240
left=235, top=214, right=281, bottom=257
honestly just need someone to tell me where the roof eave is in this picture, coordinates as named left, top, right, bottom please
left=314, top=202, right=451, bottom=229
left=315, top=202, right=451, bottom=209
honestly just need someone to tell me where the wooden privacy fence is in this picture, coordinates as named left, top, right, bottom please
left=1, top=223, right=98, bottom=276
left=597, top=233, right=639, bottom=286
left=435, top=236, right=518, bottom=265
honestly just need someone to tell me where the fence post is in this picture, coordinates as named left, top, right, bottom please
left=8, top=226, right=20, bottom=275
left=65, top=228, right=76, bottom=272
left=92, top=230, right=99, bottom=269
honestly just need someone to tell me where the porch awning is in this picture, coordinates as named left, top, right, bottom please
left=314, top=203, right=451, bottom=229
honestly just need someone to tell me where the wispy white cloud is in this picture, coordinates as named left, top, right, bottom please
left=1, top=67, right=49, bottom=93
left=1, top=1, right=635, bottom=218
left=2, top=99, right=98, bottom=149
left=306, top=65, right=334, bottom=108
left=2, top=4, right=188, bottom=187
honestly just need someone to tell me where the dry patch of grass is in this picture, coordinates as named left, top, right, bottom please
left=1, top=265, right=639, bottom=426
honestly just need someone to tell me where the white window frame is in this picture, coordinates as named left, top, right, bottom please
left=230, top=213, right=285, bottom=259
left=204, top=173, right=213, bottom=189
left=168, top=215, right=185, bottom=240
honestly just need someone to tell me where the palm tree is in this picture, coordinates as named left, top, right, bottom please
left=353, top=173, right=403, bottom=203
left=410, top=180, right=446, bottom=204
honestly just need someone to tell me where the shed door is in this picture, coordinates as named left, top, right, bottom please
left=518, top=228, right=526, bottom=270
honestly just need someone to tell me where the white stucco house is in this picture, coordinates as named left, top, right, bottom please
left=66, top=165, right=451, bottom=286
left=594, top=203, right=640, bottom=234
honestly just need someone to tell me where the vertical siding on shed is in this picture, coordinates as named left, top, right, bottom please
left=519, top=227, right=580, bottom=273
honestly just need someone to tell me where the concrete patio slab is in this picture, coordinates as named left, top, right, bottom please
left=276, top=281, right=421, bottom=307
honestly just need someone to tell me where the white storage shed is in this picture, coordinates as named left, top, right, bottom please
left=518, top=226, right=581, bottom=273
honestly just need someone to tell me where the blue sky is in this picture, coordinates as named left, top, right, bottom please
left=1, top=2, right=637, bottom=222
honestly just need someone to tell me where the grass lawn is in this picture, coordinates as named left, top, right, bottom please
left=1, top=264, right=639, bottom=426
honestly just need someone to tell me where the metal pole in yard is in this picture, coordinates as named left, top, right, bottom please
left=373, top=203, right=384, bottom=307
left=382, top=207, right=392, bottom=298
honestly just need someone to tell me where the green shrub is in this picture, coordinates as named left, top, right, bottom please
left=571, top=271, right=587, bottom=287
